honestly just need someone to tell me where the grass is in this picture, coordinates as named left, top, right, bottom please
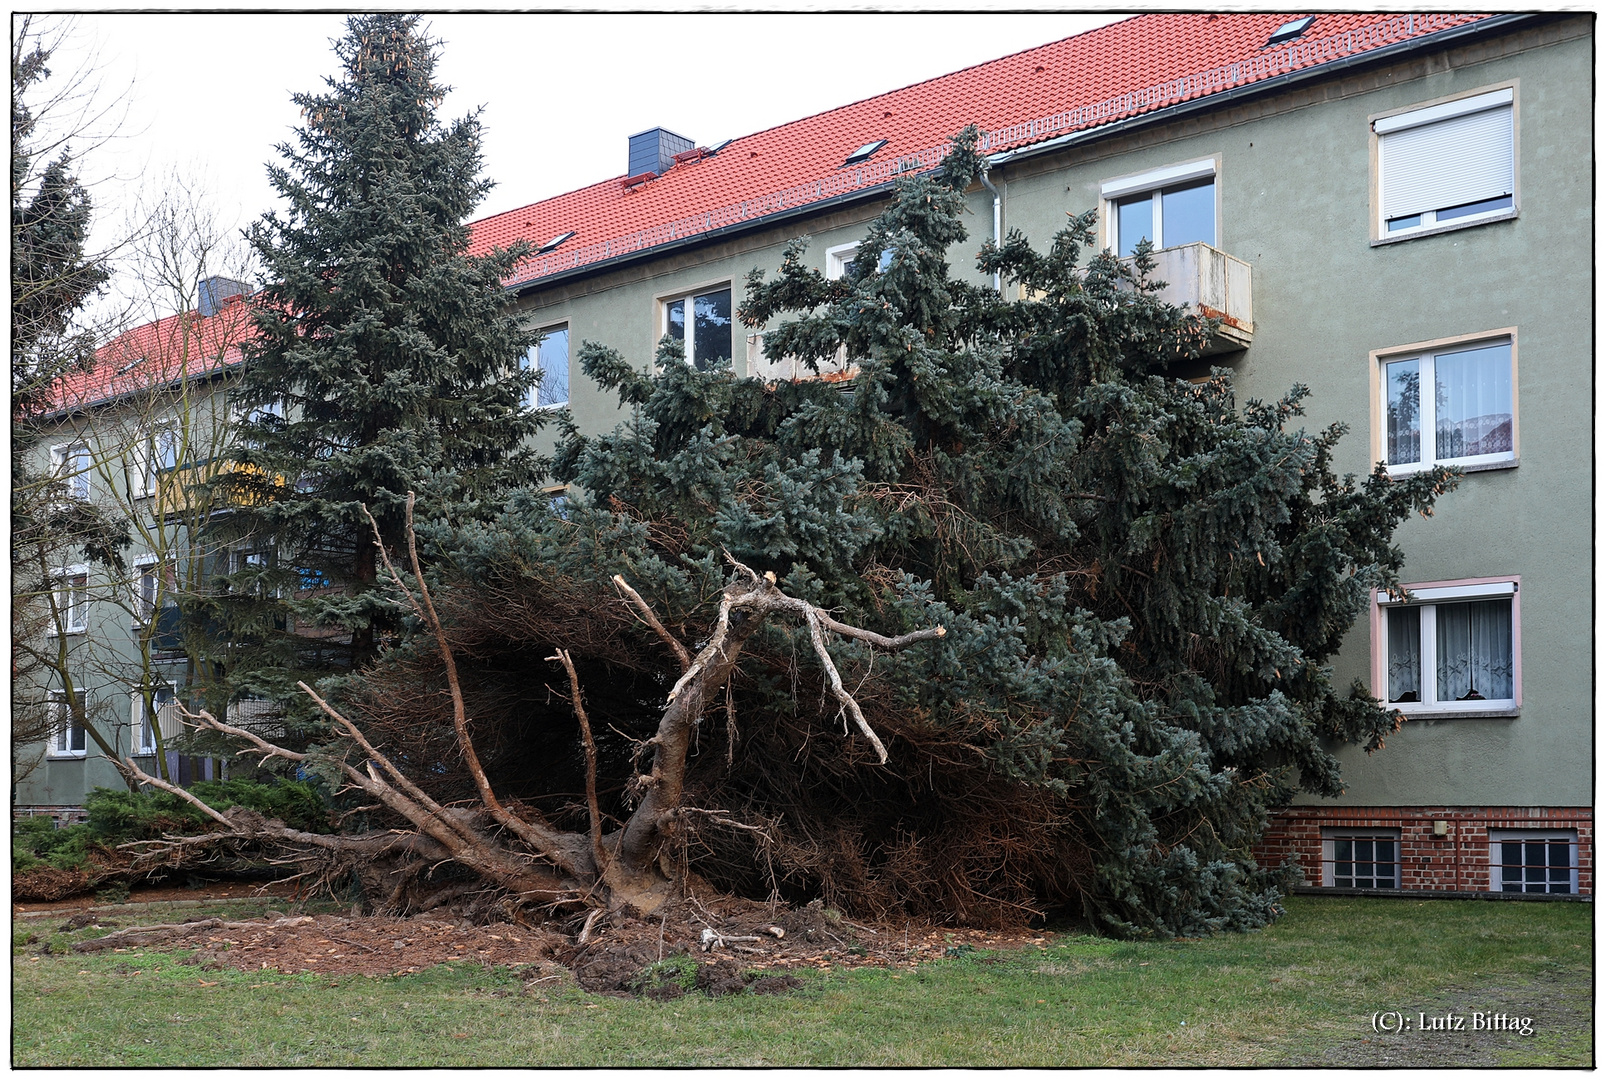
left=12, top=895, right=1592, bottom=1067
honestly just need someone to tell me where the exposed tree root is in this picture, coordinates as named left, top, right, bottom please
left=116, top=496, right=944, bottom=921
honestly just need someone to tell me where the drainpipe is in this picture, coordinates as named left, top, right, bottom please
left=979, top=165, right=1002, bottom=294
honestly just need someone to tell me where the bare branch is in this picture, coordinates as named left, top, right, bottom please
left=117, top=755, right=234, bottom=828
left=803, top=609, right=890, bottom=763
left=548, top=648, right=606, bottom=873
left=612, top=574, right=692, bottom=671
left=186, top=705, right=307, bottom=764
left=808, top=609, right=947, bottom=650
left=359, top=495, right=587, bottom=875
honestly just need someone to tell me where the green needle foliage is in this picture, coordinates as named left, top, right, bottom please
left=213, top=15, right=545, bottom=716
left=345, top=130, right=1453, bottom=936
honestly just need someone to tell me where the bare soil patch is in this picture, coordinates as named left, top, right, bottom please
left=48, top=883, right=1051, bottom=993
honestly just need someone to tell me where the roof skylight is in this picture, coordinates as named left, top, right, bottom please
left=536, top=231, right=576, bottom=254
left=843, top=139, right=887, bottom=166
left=1265, top=16, right=1315, bottom=46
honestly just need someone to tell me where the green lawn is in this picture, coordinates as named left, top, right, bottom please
left=12, top=895, right=1591, bottom=1067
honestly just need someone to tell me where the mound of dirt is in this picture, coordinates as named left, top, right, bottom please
left=13, top=867, right=93, bottom=903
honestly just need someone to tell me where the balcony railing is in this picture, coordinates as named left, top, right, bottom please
left=1136, top=242, right=1254, bottom=352
left=152, top=459, right=285, bottom=517
left=745, top=333, right=856, bottom=384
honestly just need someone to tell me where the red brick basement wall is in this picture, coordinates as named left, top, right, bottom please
left=1256, top=807, right=1592, bottom=895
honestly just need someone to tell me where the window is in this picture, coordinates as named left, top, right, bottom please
left=843, top=140, right=886, bottom=166
left=1322, top=829, right=1400, bottom=889
left=50, top=567, right=89, bottom=635
left=1489, top=829, right=1577, bottom=894
left=131, top=422, right=183, bottom=496
left=825, top=241, right=894, bottom=281
left=1102, top=159, right=1217, bottom=258
left=48, top=690, right=87, bottom=757
left=663, top=286, right=733, bottom=372
left=1377, top=579, right=1519, bottom=716
left=522, top=325, right=569, bottom=409
left=131, top=685, right=175, bottom=755
left=1265, top=16, right=1315, bottom=46
left=1381, top=338, right=1514, bottom=474
left=1374, top=86, right=1515, bottom=241
left=230, top=399, right=282, bottom=451
left=132, top=559, right=166, bottom=625
left=51, top=443, right=91, bottom=501
left=229, top=546, right=276, bottom=597
left=536, top=231, right=575, bottom=255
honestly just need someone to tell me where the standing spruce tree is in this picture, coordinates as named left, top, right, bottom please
left=136, top=132, right=1453, bottom=937
left=216, top=15, right=542, bottom=713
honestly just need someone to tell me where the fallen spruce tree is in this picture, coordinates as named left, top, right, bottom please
left=123, top=131, right=1454, bottom=937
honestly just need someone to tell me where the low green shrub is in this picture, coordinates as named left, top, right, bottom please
left=12, top=816, right=103, bottom=873
left=85, top=779, right=332, bottom=839
left=12, top=779, right=333, bottom=877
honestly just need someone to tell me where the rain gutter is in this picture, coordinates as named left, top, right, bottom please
left=511, top=12, right=1540, bottom=300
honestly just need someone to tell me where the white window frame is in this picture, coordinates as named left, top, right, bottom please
left=1101, top=157, right=1220, bottom=256
left=130, top=685, right=174, bottom=755
left=51, top=442, right=92, bottom=502
left=521, top=322, right=570, bottom=410
left=1372, top=576, right=1521, bottom=718
left=132, top=556, right=160, bottom=627
left=660, top=282, right=735, bottom=372
left=48, top=689, right=88, bottom=758
left=1488, top=829, right=1577, bottom=894
left=1371, top=83, right=1518, bottom=244
left=50, top=565, right=90, bottom=636
left=825, top=241, right=894, bottom=281
left=229, top=544, right=277, bottom=598
left=1321, top=828, right=1401, bottom=889
left=1373, top=331, right=1517, bottom=476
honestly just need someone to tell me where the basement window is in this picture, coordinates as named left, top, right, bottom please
left=843, top=140, right=887, bottom=166
left=1489, top=830, right=1577, bottom=894
left=1322, top=828, right=1400, bottom=889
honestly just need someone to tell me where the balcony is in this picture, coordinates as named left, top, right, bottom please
left=151, top=458, right=285, bottom=518
left=745, top=333, right=856, bottom=383
left=1134, top=242, right=1254, bottom=353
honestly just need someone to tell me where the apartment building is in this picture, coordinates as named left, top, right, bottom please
left=20, top=13, right=1591, bottom=898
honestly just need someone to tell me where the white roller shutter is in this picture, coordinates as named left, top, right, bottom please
left=1378, top=97, right=1513, bottom=221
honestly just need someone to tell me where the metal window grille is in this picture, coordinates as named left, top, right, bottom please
left=1499, top=840, right=1574, bottom=894
left=1328, top=835, right=1398, bottom=889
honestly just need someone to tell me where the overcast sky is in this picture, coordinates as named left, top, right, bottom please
left=30, top=11, right=1126, bottom=322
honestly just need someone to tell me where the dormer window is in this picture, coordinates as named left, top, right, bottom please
left=537, top=232, right=576, bottom=255
left=1265, top=16, right=1314, bottom=46
left=843, top=140, right=887, bottom=167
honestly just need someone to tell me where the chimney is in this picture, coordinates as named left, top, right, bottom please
left=628, top=127, right=694, bottom=179
left=198, top=276, right=251, bottom=318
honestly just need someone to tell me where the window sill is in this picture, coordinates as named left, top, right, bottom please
left=1371, top=209, right=1518, bottom=246
left=1388, top=457, right=1517, bottom=477
left=1398, top=708, right=1520, bottom=720
left=46, top=753, right=89, bottom=760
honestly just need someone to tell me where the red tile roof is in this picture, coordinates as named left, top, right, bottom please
left=469, top=13, right=1493, bottom=289
left=65, top=12, right=1494, bottom=412
left=51, top=297, right=255, bottom=414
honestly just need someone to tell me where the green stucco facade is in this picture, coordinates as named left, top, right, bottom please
left=18, top=16, right=1589, bottom=829
left=508, top=15, right=1592, bottom=813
